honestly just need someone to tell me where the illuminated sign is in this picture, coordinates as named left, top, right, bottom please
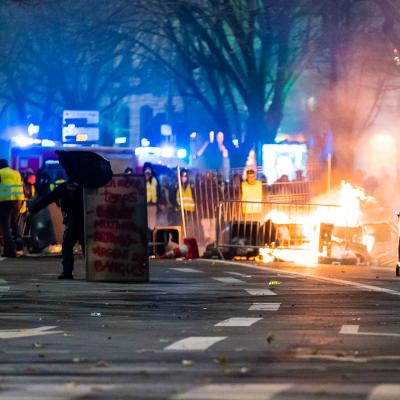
left=76, top=134, right=88, bottom=142
left=262, top=144, right=308, bottom=183
left=62, top=110, right=99, bottom=144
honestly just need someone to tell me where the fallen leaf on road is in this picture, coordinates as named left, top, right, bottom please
left=268, top=280, right=282, bottom=287
left=72, top=357, right=81, bottom=363
left=181, top=359, right=193, bottom=366
left=63, top=332, right=72, bottom=337
left=33, top=342, right=44, bottom=349
left=96, top=360, right=109, bottom=367
left=215, top=355, right=229, bottom=366
left=65, top=382, right=77, bottom=390
left=266, top=335, right=275, bottom=344
left=240, top=367, right=249, bottom=373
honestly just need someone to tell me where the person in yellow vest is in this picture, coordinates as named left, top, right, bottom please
left=19, top=169, right=37, bottom=241
left=143, top=162, right=158, bottom=231
left=0, top=159, right=25, bottom=257
left=176, top=168, right=195, bottom=213
left=241, top=169, right=262, bottom=215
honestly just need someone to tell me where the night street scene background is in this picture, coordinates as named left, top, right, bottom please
left=2, top=1, right=400, bottom=399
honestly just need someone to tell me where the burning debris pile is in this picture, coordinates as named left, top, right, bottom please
left=257, top=181, right=397, bottom=266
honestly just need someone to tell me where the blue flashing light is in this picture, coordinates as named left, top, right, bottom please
left=11, top=135, right=41, bottom=147
left=141, top=138, right=150, bottom=147
left=161, top=145, right=175, bottom=158
left=41, top=139, right=56, bottom=147
left=115, top=137, right=127, bottom=144
left=177, top=148, right=187, bottom=159
left=27, top=123, right=40, bottom=136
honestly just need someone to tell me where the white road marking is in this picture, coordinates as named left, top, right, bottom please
left=0, top=383, right=114, bottom=400
left=367, top=384, right=400, bottom=400
left=340, top=324, right=400, bottom=338
left=165, top=336, right=226, bottom=351
left=340, top=325, right=360, bottom=334
left=225, top=271, right=252, bottom=278
left=213, top=277, right=244, bottom=284
left=0, top=278, right=10, bottom=297
left=249, top=302, right=281, bottom=311
left=206, top=259, right=400, bottom=297
left=5, top=350, right=71, bottom=354
left=0, top=326, right=62, bottom=339
left=215, top=317, right=263, bottom=327
left=174, top=383, right=292, bottom=400
left=297, top=354, right=368, bottom=363
left=170, top=268, right=203, bottom=273
left=245, top=289, right=276, bottom=296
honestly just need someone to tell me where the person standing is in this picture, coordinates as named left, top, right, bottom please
left=177, top=169, right=195, bottom=213
left=176, top=169, right=196, bottom=236
left=241, top=169, right=262, bottom=215
left=30, top=180, right=84, bottom=279
left=0, top=159, right=25, bottom=257
left=143, top=162, right=159, bottom=231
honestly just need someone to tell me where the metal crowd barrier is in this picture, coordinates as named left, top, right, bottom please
left=174, top=173, right=315, bottom=250
left=215, top=200, right=346, bottom=258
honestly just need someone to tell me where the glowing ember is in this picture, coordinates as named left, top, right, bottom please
left=44, top=244, right=62, bottom=254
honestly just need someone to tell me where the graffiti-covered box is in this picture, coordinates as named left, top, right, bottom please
left=84, top=174, right=148, bottom=282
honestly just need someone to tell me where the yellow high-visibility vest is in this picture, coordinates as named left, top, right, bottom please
left=146, top=177, right=157, bottom=204
left=241, top=180, right=262, bottom=214
left=177, top=185, right=195, bottom=212
left=0, top=167, right=25, bottom=202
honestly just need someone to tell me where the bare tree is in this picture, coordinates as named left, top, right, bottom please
left=120, top=0, right=319, bottom=152
left=0, top=0, right=151, bottom=138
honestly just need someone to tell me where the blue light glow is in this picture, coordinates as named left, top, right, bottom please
left=161, top=146, right=175, bottom=158
left=141, top=138, right=150, bottom=147
left=177, top=148, right=187, bottom=159
left=115, top=137, right=127, bottom=144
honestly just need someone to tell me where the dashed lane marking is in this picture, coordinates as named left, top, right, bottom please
left=367, top=384, right=400, bottom=400
left=165, top=336, right=226, bottom=351
left=0, top=278, right=10, bottom=298
left=174, top=383, right=292, bottom=400
left=4, top=350, right=71, bottom=354
left=0, top=326, right=62, bottom=339
left=205, top=259, right=400, bottom=297
left=340, top=325, right=360, bottom=334
left=214, top=317, right=263, bottom=327
left=340, top=324, right=400, bottom=338
left=169, top=268, right=203, bottom=273
left=225, top=271, right=252, bottom=278
left=248, top=302, right=281, bottom=311
left=213, top=277, right=244, bottom=284
left=0, top=383, right=116, bottom=400
left=245, top=289, right=276, bottom=296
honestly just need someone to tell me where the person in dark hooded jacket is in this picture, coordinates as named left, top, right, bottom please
left=30, top=180, right=84, bottom=279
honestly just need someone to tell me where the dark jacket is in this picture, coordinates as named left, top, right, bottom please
left=30, top=182, right=83, bottom=221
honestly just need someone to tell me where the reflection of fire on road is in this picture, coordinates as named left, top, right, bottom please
left=257, top=181, right=395, bottom=266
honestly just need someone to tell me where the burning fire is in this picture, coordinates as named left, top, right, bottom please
left=260, top=181, right=373, bottom=266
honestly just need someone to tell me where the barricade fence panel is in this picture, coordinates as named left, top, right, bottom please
left=168, top=170, right=318, bottom=250
left=216, top=200, right=353, bottom=261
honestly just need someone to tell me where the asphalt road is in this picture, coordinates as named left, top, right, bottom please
left=1, top=256, right=400, bottom=399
